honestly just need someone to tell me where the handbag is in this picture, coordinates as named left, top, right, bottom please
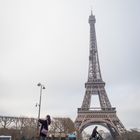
left=41, top=128, right=48, bottom=135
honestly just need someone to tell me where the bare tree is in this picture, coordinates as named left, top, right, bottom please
left=50, top=117, right=75, bottom=137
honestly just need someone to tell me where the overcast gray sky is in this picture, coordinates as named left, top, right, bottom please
left=0, top=0, right=140, bottom=130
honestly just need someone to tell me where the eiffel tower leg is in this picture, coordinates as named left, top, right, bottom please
left=76, top=130, right=82, bottom=140
left=106, top=124, right=120, bottom=140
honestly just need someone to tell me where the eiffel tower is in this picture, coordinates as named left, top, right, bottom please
left=75, top=11, right=126, bottom=139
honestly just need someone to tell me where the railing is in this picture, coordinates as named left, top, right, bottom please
left=78, top=107, right=116, bottom=112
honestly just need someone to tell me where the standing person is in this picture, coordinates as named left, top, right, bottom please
left=91, top=126, right=98, bottom=139
left=38, top=115, right=51, bottom=140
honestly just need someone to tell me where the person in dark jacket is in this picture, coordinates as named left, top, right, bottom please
left=38, top=115, right=51, bottom=140
left=91, top=126, right=98, bottom=139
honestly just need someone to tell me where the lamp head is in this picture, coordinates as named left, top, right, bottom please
left=37, top=83, right=41, bottom=86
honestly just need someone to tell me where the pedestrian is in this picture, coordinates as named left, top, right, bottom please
left=91, top=126, right=98, bottom=139
left=38, top=115, right=51, bottom=140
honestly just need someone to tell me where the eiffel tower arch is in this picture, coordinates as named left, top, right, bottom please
left=75, top=11, right=126, bottom=139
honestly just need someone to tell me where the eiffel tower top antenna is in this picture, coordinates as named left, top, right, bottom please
left=90, top=0, right=94, bottom=15
left=90, top=5, right=93, bottom=14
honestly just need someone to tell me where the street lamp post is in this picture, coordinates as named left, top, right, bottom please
left=37, top=83, right=45, bottom=136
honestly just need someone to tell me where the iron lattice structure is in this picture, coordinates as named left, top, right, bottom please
left=75, top=12, right=126, bottom=138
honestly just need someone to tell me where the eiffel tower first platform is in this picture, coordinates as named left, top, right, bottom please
left=75, top=12, right=126, bottom=139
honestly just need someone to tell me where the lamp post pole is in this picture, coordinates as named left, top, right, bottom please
left=37, top=83, right=45, bottom=136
